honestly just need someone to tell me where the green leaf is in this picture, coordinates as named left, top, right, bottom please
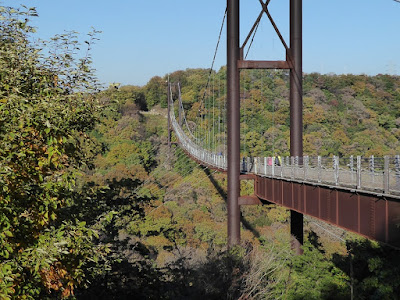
left=4, top=230, right=13, bottom=237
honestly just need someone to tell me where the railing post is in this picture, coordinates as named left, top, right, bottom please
left=318, top=156, right=321, bottom=183
left=394, top=155, right=400, bottom=190
left=396, top=155, right=400, bottom=191
left=334, top=156, right=339, bottom=185
left=370, top=155, right=374, bottom=172
left=384, top=155, right=390, bottom=194
left=370, top=155, right=375, bottom=184
left=272, top=156, right=275, bottom=177
left=304, top=155, right=308, bottom=181
left=357, top=156, right=361, bottom=189
left=291, top=156, right=295, bottom=180
left=264, top=157, right=267, bottom=176
left=350, top=155, right=354, bottom=184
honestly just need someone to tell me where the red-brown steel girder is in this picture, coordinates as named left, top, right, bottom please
left=254, top=176, right=400, bottom=248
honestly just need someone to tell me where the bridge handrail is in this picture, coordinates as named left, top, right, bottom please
left=169, top=100, right=228, bottom=170
left=249, top=155, right=400, bottom=196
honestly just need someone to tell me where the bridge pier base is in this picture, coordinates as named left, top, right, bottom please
left=290, top=211, right=304, bottom=255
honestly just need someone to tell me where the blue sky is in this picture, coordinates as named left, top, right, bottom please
left=2, top=0, right=400, bottom=86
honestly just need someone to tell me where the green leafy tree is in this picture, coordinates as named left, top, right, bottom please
left=145, top=76, right=167, bottom=108
left=0, top=5, right=103, bottom=297
left=282, top=241, right=349, bottom=300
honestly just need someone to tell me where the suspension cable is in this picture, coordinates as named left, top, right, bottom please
left=199, top=7, right=227, bottom=112
left=241, top=71, right=247, bottom=157
left=245, top=19, right=261, bottom=59
left=212, top=70, right=215, bottom=152
left=175, top=83, right=201, bottom=142
left=272, top=71, right=275, bottom=156
left=242, top=0, right=270, bottom=51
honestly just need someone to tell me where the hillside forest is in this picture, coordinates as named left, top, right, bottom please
left=1, top=4, right=400, bottom=300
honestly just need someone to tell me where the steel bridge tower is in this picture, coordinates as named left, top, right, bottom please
left=227, top=0, right=304, bottom=254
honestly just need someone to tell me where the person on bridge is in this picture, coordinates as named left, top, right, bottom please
left=275, top=154, right=282, bottom=166
left=242, top=157, right=246, bottom=172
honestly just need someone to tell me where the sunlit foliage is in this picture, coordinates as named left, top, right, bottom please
left=0, top=4, right=104, bottom=297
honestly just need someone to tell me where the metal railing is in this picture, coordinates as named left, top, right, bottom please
left=249, top=155, right=400, bottom=196
left=170, top=100, right=400, bottom=197
left=170, top=103, right=227, bottom=170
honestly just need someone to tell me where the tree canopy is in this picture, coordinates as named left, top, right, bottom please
left=0, top=5, right=104, bottom=297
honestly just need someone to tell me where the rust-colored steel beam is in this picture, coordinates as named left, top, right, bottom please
left=289, top=0, right=303, bottom=158
left=239, top=173, right=256, bottom=180
left=239, top=195, right=262, bottom=206
left=227, top=0, right=241, bottom=247
left=238, top=60, right=291, bottom=69
left=241, top=0, right=271, bottom=52
left=289, top=0, right=304, bottom=255
left=258, top=0, right=289, bottom=51
left=254, top=177, right=400, bottom=248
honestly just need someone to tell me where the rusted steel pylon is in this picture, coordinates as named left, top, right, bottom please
left=227, top=0, right=241, bottom=247
left=227, top=0, right=303, bottom=253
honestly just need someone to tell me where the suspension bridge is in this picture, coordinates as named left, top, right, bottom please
left=166, top=0, right=400, bottom=251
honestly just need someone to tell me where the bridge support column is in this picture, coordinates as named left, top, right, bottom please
left=289, top=0, right=304, bottom=255
left=227, top=0, right=241, bottom=247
